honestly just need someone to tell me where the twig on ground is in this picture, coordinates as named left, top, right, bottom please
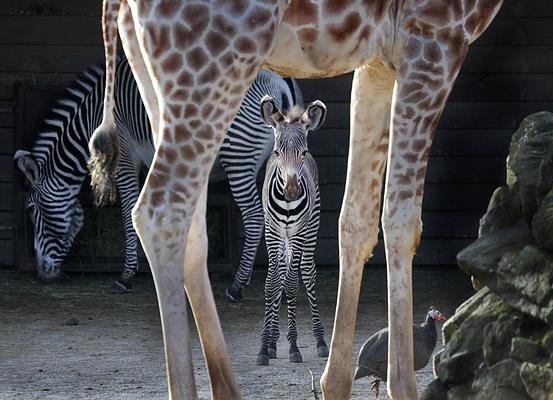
left=309, top=368, right=319, bottom=400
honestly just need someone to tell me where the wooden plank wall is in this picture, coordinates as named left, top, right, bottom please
left=0, top=1, right=552, bottom=269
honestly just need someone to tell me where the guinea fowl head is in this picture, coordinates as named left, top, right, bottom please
left=427, top=306, right=446, bottom=321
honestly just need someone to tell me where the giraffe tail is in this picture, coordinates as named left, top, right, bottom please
left=89, top=121, right=120, bottom=206
left=89, top=0, right=122, bottom=206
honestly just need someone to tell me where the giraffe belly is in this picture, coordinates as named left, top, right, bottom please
left=266, top=24, right=375, bottom=78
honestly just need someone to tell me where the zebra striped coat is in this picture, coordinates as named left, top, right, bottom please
left=14, top=58, right=301, bottom=295
left=256, top=96, right=328, bottom=366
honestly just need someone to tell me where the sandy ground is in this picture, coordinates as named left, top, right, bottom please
left=0, top=266, right=473, bottom=399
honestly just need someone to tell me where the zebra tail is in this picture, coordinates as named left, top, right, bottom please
left=89, top=0, right=122, bottom=206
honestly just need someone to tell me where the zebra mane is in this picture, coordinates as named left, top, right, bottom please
left=284, top=105, right=306, bottom=123
left=29, top=63, right=106, bottom=166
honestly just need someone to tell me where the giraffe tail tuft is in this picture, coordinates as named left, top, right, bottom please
left=89, top=122, right=119, bottom=206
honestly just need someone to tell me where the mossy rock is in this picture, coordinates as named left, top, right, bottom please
left=520, top=362, right=553, bottom=400
left=483, top=315, right=523, bottom=365
left=507, top=111, right=553, bottom=189
left=442, top=287, right=494, bottom=343
left=496, top=245, right=553, bottom=325
left=457, top=221, right=532, bottom=284
left=437, top=291, right=513, bottom=384
left=479, top=186, right=523, bottom=236
left=531, top=189, right=553, bottom=250
left=471, top=358, right=530, bottom=400
left=511, top=337, right=549, bottom=365
left=507, top=112, right=553, bottom=220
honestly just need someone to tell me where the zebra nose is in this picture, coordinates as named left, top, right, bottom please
left=285, top=174, right=300, bottom=200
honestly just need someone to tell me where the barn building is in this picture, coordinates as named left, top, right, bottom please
left=0, top=0, right=552, bottom=274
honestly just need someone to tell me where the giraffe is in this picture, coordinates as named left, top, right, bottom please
left=89, top=0, right=503, bottom=399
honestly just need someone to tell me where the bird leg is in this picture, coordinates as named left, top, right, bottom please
left=371, top=378, right=381, bottom=399
left=309, top=368, right=320, bottom=400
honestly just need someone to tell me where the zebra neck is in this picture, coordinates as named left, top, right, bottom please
left=31, top=66, right=106, bottom=188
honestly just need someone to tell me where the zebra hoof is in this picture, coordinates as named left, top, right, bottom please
left=289, top=352, right=303, bottom=363
left=225, top=287, right=243, bottom=302
left=110, top=277, right=133, bottom=294
left=268, top=346, right=277, bottom=359
left=317, top=345, right=329, bottom=358
left=256, top=354, right=270, bottom=366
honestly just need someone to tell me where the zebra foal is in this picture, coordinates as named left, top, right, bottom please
left=256, top=96, right=328, bottom=366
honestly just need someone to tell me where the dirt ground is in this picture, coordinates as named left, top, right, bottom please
left=0, top=266, right=473, bottom=399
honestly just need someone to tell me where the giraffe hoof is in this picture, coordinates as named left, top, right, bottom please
left=256, top=354, right=270, bottom=366
left=268, top=347, right=277, bottom=359
left=317, top=345, right=329, bottom=358
left=289, top=352, right=303, bottom=363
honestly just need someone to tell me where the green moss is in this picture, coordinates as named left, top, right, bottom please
left=480, top=298, right=514, bottom=316
left=541, top=330, right=553, bottom=343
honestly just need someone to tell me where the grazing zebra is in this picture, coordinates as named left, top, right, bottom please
left=14, top=57, right=301, bottom=295
left=256, top=96, right=328, bottom=366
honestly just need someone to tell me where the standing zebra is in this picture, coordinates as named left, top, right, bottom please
left=256, top=96, right=328, bottom=366
left=14, top=57, right=301, bottom=295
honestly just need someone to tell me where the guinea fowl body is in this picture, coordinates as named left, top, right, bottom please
left=354, top=311, right=440, bottom=383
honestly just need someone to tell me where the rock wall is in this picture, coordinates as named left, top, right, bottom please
left=423, top=112, right=553, bottom=400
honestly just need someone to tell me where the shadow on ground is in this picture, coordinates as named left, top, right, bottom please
left=0, top=266, right=473, bottom=399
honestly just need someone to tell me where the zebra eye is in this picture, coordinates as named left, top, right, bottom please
left=301, top=150, right=308, bottom=156
left=274, top=150, right=280, bottom=157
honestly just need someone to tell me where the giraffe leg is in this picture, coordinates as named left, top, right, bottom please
left=95, top=0, right=281, bottom=397
left=320, top=60, right=395, bottom=400
left=124, top=1, right=280, bottom=395
left=383, top=35, right=468, bottom=400
left=117, top=0, right=159, bottom=142
left=184, top=182, right=241, bottom=399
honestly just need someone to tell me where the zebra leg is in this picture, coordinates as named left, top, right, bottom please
left=267, top=284, right=282, bottom=360
left=303, top=186, right=326, bottom=356
left=112, top=151, right=141, bottom=293
left=257, top=229, right=283, bottom=365
left=268, top=252, right=288, bottom=356
left=227, top=193, right=263, bottom=301
left=284, top=248, right=302, bottom=363
left=225, top=183, right=264, bottom=302
left=299, top=252, right=327, bottom=357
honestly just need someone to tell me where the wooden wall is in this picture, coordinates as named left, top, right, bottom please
left=0, top=1, right=552, bottom=269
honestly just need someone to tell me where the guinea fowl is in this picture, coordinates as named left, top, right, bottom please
left=354, top=307, right=446, bottom=398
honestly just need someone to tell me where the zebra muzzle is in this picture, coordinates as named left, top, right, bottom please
left=284, top=174, right=301, bottom=201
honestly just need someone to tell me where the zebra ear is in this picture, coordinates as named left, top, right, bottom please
left=260, top=95, right=284, bottom=129
left=14, top=150, right=39, bottom=183
left=303, top=100, right=326, bottom=132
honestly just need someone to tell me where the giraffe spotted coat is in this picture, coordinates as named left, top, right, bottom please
left=90, top=1, right=504, bottom=399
